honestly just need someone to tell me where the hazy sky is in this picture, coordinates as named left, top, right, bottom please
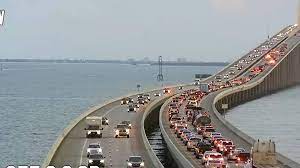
left=0, top=0, right=298, bottom=61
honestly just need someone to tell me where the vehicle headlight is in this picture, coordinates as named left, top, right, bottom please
left=88, top=131, right=91, bottom=134
left=106, top=120, right=109, bottom=123
left=126, top=129, right=130, bottom=133
left=100, top=159, right=105, bottom=163
left=87, top=149, right=91, bottom=153
left=98, top=148, right=102, bottom=153
left=141, top=162, right=144, bottom=166
left=127, top=162, right=132, bottom=166
left=89, top=159, right=93, bottom=163
left=115, top=130, right=119, bottom=134
left=97, top=130, right=100, bottom=134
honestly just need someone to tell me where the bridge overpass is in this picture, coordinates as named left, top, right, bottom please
left=160, top=25, right=300, bottom=168
left=43, top=25, right=300, bottom=168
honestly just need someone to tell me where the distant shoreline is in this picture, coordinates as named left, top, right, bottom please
left=0, top=59, right=228, bottom=66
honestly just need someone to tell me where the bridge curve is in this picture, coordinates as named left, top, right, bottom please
left=159, top=25, right=300, bottom=168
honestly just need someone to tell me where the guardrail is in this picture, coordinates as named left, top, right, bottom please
left=141, top=95, right=173, bottom=168
left=42, top=84, right=187, bottom=168
left=159, top=94, right=195, bottom=168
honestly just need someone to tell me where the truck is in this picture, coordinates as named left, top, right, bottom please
left=199, top=83, right=209, bottom=93
left=85, top=116, right=103, bottom=138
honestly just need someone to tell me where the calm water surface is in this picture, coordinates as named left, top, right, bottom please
left=227, top=86, right=300, bottom=164
left=0, top=62, right=221, bottom=167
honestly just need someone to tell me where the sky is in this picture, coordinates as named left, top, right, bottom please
left=0, top=0, right=298, bottom=62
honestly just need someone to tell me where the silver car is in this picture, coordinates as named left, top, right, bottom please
left=127, top=156, right=145, bottom=168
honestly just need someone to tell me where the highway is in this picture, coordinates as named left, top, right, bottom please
left=48, top=87, right=186, bottom=168
left=46, top=24, right=300, bottom=168
left=159, top=25, right=300, bottom=168
left=161, top=91, right=252, bottom=168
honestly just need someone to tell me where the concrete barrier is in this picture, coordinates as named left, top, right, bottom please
left=42, top=84, right=187, bottom=168
left=141, top=95, right=172, bottom=168
left=159, top=94, right=195, bottom=168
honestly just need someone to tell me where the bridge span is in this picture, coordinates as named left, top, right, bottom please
left=43, top=25, right=300, bottom=168
left=160, top=25, right=300, bottom=168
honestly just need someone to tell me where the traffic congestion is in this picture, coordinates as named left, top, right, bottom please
left=166, top=89, right=252, bottom=168
left=197, top=24, right=298, bottom=93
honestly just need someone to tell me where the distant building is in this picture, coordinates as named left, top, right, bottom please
left=177, top=58, right=187, bottom=63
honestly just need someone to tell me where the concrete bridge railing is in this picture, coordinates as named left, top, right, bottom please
left=211, top=39, right=300, bottom=168
left=42, top=84, right=185, bottom=168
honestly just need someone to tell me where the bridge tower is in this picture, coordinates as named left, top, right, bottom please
left=157, top=56, right=164, bottom=82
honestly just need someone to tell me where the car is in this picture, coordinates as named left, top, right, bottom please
left=235, top=152, right=251, bottom=164
left=121, top=97, right=131, bottom=105
left=126, top=156, right=145, bottom=168
left=237, top=66, right=243, bottom=70
left=202, top=152, right=224, bottom=165
left=228, top=148, right=246, bottom=161
left=163, top=88, right=171, bottom=94
left=202, top=127, right=216, bottom=139
left=194, top=141, right=213, bottom=159
left=178, top=129, right=191, bottom=139
left=127, top=104, right=137, bottom=112
left=178, top=86, right=183, bottom=90
left=115, top=124, right=130, bottom=138
left=170, top=116, right=182, bottom=128
left=133, top=102, right=140, bottom=109
left=205, top=160, right=227, bottom=168
left=121, top=120, right=132, bottom=129
left=215, top=75, right=222, bottom=80
left=187, top=137, right=202, bottom=151
left=88, top=150, right=105, bottom=167
left=102, top=117, right=109, bottom=125
left=180, top=130, right=193, bottom=141
left=143, top=94, right=151, bottom=101
left=217, top=140, right=235, bottom=154
left=87, top=143, right=102, bottom=157
left=223, top=74, right=229, bottom=79
left=137, top=99, right=145, bottom=105
left=174, top=120, right=187, bottom=129
left=174, top=125, right=185, bottom=134
left=154, top=93, right=161, bottom=97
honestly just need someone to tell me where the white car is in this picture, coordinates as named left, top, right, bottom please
left=154, top=93, right=161, bottom=97
left=205, top=160, right=227, bottom=168
left=87, top=143, right=102, bottom=157
left=202, top=151, right=223, bottom=165
left=127, top=156, right=145, bottom=168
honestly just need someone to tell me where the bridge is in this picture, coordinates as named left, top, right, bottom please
left=42, top=25, right=300, bottom=168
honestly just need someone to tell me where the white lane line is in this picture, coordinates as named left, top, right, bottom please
left=79, top=138, right=88, bottom=165
left=78, top=105, right=121, bottom=166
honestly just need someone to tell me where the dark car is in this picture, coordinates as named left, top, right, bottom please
left=194, top=141, right=213, bottom=159
left=88, top=150, right=105, bottom=167
left=236, top=152, right=251, bottom=164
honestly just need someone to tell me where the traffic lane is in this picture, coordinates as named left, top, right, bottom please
left=199, top=92, right=252, bottom=151
left=80, top=104, right=128, bottom=167
left=50, top=87, right=182, bottom=167
left=207, top=26, right=294, bottom=84
left=81, top=97, right=159, bottom=168
left=178, top=99, right=245, bottom=168
left=50, top=100, right=122, bottom=167
left=162, top=100, right=203, bottom=167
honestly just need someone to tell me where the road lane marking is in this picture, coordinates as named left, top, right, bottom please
left=79, top=138, right=88, bottom=165
left=78, top=105, right=121, bottom=166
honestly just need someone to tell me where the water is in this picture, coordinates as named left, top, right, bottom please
left=226, top=86, right=300, bottom=164
left=0, top=62, right=221, bottom=167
